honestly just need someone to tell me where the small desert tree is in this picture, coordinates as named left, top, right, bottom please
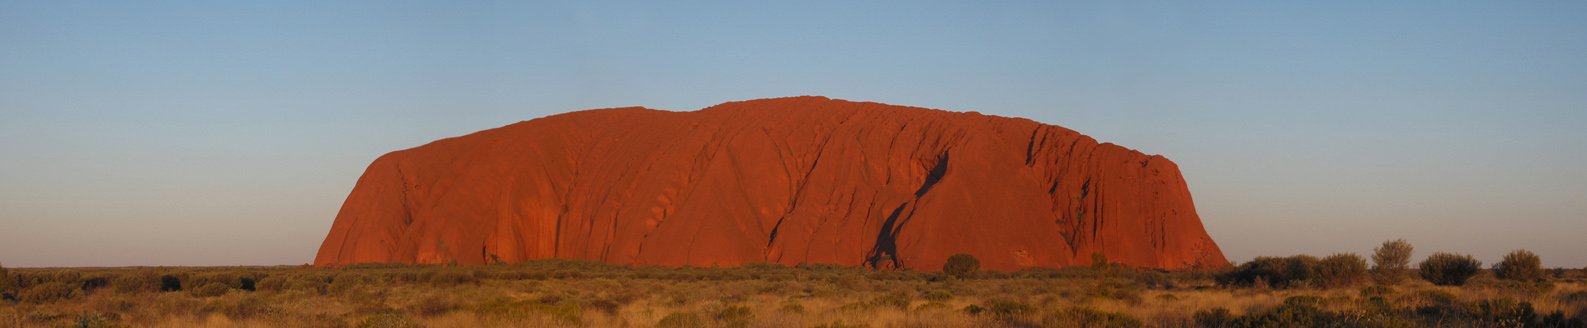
left=944, top=253, right=980, bottom=280
left=0, top=262, right=10, bottom=294
left=1091, top=252, right=1110, bottom=275
left=1493, top=249, right=1544, bottom=282
left=1370, top=239, right=1413, bottom=285
left=1315, top=253, right=1368, bottom=289
left=1418, top=252, right=1482, bottom=286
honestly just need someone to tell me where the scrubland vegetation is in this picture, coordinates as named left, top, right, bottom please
left=2, top=244, right=1585, bottom=327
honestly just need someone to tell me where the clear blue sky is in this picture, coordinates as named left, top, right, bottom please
left=2, top=1, right=1583, bottom=268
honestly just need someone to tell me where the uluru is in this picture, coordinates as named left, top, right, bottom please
left=314, top=96, right=1226, bottom=271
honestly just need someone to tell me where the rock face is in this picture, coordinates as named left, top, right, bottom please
left=314, top=96, right=1226, bottom=271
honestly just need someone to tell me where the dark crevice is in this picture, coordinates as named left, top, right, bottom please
left=1024, top=127, right=1042, bottom=165
left=395, top=165, right=416, bottom=227
left=914, top=150, right=950, bottom=198
left=765, top=218, right=783, bottom=248
left=865, top=204, right=908, bottom=270
left=1079, top=178, right=1091, bottom=200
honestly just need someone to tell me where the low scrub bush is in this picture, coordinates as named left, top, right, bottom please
left=64, top=311, right=128, bottom=328
left=1217, top=255, right=1319, bottom=289
left=474, top=300, right=581, bottom=324
left=715, top=305, right=753, bottom=326
left=1043, top=307, right=1144, bottom=328
left=778, top=298, right=805, bottom=314
left=328, top=273, right=369, bottom=295
left=285, top=278, right=328, bottom=295
left=1561, top=290, right=1587, bottom=305
left=254, top=276, right=286, bottom=293
left=356, top=310, right=425, bottom=328
left=656, top=312, right=703, bottom=328
left=411, top=293, right=456, bottom=317
left=21, top=282, right=80, bottom=303
left=80, top=275, right=112, bottom=293
left=1229, top=302, right=1330, bottom=328
left=112, top=271, right=159, bottom=294
left=160, top=275, right=183, bottom=292
left=1314, top=253, right=1367, bottom=289
left=186, top=272, right=241, bottom=290
left=0, top=262, right=9, bottom=292
left=192, top=282, right=231, bottom=297
left=1192, top=308, right=1233, bottom=328
left=984, top=300, right=1036, bottom=317
left=1466, top=297, right=1536, bottom=325
left=1418, top=252, right=1482, bottom=286
left=200, top=294, right=272, bottom=320
left=1493, top=249, right=1544, bottom=282
left=915, top=302, right=950, bottom=312
left=1360, top=285, right=1395, bottom=298
left=428, top=270, right=476, bottom=287
left=872, top=291, right=913, bottom=310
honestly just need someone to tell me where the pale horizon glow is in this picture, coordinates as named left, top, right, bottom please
left=2, top=2, right=1584, bottom=268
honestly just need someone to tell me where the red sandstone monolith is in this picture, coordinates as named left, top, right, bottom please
left=314, top=96, right=1226, bottom=271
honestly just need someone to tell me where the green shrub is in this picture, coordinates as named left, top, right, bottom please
left=872, top=291, right=913, bottom=310
left=1192, top=308, right=1233, bottom=328
left=924, top=290, right=953, bottom=302
left=356, top=310, right=425, bottom=328
left=254, top=276, right=286, bottom=293
left=1314, top=253, right=1367, bottom=289
left=1042, top=307, right=1144, bottom=328
left=1493, top=249, right=1544, bottom=282
left=656, top=312, right=704, bottom=328
left=1086, top=279, right=1144, bottom=304
left=962, top=304, right=985, bottom=315
left=412, top=294, right=456, bottom=317
left=812, top=320, right=865, bottom=328
left=187, top=272, right=241, bottom=290
left=285, top=278, right=328, bottom=294
left=915, top=302, right=950, bottom=312
left=0, top=262, right=9, bottom=292
left=944, top=254, right=980, bottom=280
left=1360, top=285, right=1395, bottom=298
left=328, top=273, right=368, bottom=295
left=1467, top=297, right=1536, bottom=325
left=1228, top=302, right=1328, bottom=328
left=716, top=305, right=753, bottom=326
left=79, top=275, right=110, bottom=294
left=1418, top=252, right=1482, bottom=286
left=985, top=300, right=1036, bottom=317
left=1092, top=252, right=1110, bottom=273
left=112, top=271, right=159, bottom=294
left=52, top=270, right=83, bottom=286
left=1561, top=290, right=1587, bottom=304
left=160, top=275, right=183, bottom=292
left=21, top=281, right=79, bottom=303
left=1217, top=255, right=1319, bottom=289
left=64, top=311, right=129, bottom=328
left=779, top=300, right=805, bottom=314
left=208, top=294, right=272, bottom=320
left=1401, top=289, right=1459, bottom=309
left=1370, top=239, right=1414, bottom=285
left=1492, top=279, right=1556, bottom=298
left=474, top=300, right=581, bottom=324
left=428, top=271, right=476, bottom=287
left=192, top=282, right=231, bottom=297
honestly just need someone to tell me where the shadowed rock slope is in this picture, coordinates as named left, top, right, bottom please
left=315, top=96, right=1226, bottom=271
